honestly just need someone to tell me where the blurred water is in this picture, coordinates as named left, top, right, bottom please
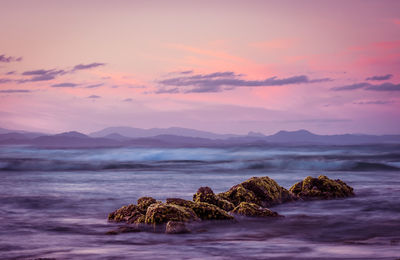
left=0, top=145, right=399, bottom=259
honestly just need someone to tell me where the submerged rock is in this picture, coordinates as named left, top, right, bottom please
left=289, top=175, right=354, bottom=200
left=165, top=221, right=191, bottom=234
left=193, top=186, right=234, bottom=211
left=167, top=198, right=234, bottom=221
left=231, top=202, right=279, bottom=217
left=106, top=226, right=141, bottom=235
left=108, top=204, right=144, bottom=223
left=218, top=176, right=294, bottom=207
left=144, top=202, right=199, bottom=224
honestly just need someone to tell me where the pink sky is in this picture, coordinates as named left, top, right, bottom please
left=0, top=0, right=399, bottom=135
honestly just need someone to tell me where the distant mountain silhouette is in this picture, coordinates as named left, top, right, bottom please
left=90, top=126, right=238, bottom=139
left=30, top=131, right=118, bottom=147
left=0, top=127, right=400, bottom=147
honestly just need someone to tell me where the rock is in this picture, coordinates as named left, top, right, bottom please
left=231, top=202, right=279, bottom=217
left=167, top=198, right=234, bottom=221
left=193, top=186, right=234, bottom=211
left=106, top=225, right=141, bottom=235
left=218, top=176, right=294, bottom=207
left=108, top=204, right=144, bottom=223
left=144, top=203, right=200, bottom=224
left=137, top=196, right=157, bottom=213
left=289, top=175, right=354, bottom=200
left=165, top=221, right=191, bottom=234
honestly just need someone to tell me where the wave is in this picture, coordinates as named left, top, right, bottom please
left=0, top=157, right=398, bottom=172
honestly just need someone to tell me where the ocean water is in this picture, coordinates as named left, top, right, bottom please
left=0, top=144, right=399, bottom=259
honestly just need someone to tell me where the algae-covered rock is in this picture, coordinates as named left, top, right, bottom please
left=165, top=221, right=190, bottom=234
left=167, top=198, right=234, bottom=221
left=231, top=202, right=279, bottom=217
left=108, top=204, right=143, bottom=223
left=218, top=176, right=294, bottom=207
left=144, top=203, right=200, bottom=224
left=137, top=196, right=157, bottom=213
left=193, top=186, right=234, bottom=211
left=289, top=175, right=354, bottom=200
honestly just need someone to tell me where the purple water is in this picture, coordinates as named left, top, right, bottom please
left=0, top=145, right=399, bottom=259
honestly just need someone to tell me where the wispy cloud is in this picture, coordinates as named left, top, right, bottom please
left=85, top=83, right=104, bottom=88
left=87, top=95, right=101, bottom=99
left=73, top=63, right=105, bottom=71
left=353, top=100, right=394, bottom=105
left=17, top=62, right=106, bottom=83
left=157, top=71, right=332, bottom=93
left=20, top=69, right=66, bottom=82
left=0, top=54, right=22, bottom=63
left=123, top=98, right=133, bottom=102
left=366, top=74, right=392, bottom=81
left=0, top=89, right=31, bottom=93
left=332, top=82, right=400, bottom=91
left=0, top=78, right=12, bottom=84
left=51, top=82, right=79, bottom=88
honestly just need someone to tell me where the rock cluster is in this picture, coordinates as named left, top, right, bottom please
left=107, top=175, right=354, bottom=235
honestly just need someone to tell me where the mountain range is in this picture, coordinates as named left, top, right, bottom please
left=0, top=126, right=399, bottom=148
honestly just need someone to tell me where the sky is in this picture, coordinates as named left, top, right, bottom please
left=0, top=0, right=399, bottom=135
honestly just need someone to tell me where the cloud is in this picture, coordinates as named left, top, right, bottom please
left=0, top=78, right=12, bottom=84
left=87, top=95, right=101, bottom=99
left=85, top=83, right=104, bottom=88
left=0, top=54, right=22, bottom=63
left=332, top=82, right=400, bottom=91
left=73, top=63, right=105, bottom=71
left=366, top=74, right=393, bottom=81
left=366, top=82, right=400, bottom=91
left=157, top=71, right=332, bottom=93
left=0, top=89, right=31, bottom=93
left=6, top=71, right=15, bottom=75
left=123, top=98, right=133, bottom=102
left=179, top=70, right=193, bottom=74
left=20, top=69, right=66, bottom=82
left=51, top=82, right=79, bottom=88
left=155, top=87, right=180, bottom=94
left=353, top=100, right=394, bottom=105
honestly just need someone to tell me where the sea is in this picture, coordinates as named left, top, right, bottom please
left=0, top=144, right=399, bottom=259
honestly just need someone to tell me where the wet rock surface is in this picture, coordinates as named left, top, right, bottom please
left=218, top=176, right=295, bottom=207
left=107, top=175, right=354, bottom=234
left=231, top=202, right=280, bottom=217
left=165, top=221, right=191, bottom=234
left=193, top=186, right=234, bottom=211
left=289, top=175, right=354, bottom=200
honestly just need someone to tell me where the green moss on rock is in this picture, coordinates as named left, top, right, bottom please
left=108, top=204, right=143, bottom=223
left=218, top=176, right=294, bottom=207
left=193, top=186, right=234, bottom=211
left=167, top=198, right=234, bottom=221
left=137, top=196, right=157, bottom=213
left=144, top=203, right=199, bottom=224
left=289, top=175, right=354, bottom=200
left=231, top=202, right=279, bottom=217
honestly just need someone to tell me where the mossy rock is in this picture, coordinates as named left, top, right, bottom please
left=193, top=186, right=235, bottom=211
left=137, top=196, right=157, bottom=213
left=108, top=204, right=143, bottom=223
left=144, top=203, right=200, bottom=224
left=289, top=175, right=354, bottom=200
left=166, top=198, right=234, bottom=221
left=218, top=176, right=294, bottom=207
left=231, top=202, right=279, bottom=217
